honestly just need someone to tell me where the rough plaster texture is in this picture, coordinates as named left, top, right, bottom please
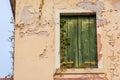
left=14, top=0, right=120, bottom=80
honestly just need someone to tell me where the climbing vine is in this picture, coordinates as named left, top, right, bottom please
left=60, top=19, right=71, bottom=68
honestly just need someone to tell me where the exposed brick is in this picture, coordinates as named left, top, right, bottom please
left=0, top=78, right=13, bottom=80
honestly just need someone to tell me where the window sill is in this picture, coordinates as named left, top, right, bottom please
left=55, top=68, right=105, bottom=74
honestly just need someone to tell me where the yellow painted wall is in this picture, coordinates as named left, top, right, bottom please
left=14, top=0, right=120, bottom=80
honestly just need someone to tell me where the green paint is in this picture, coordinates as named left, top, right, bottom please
left=60, top=15, right=97, bottom=68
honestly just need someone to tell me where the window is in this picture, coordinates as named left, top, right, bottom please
left=60, top=13, right=98, bottom=68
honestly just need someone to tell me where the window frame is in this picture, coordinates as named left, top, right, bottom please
left=55, top=9, right=104, bottom=73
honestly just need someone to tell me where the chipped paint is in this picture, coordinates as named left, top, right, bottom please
left=97, top=19, right=110, bottom=28
left=108, top=0, right=120, bottom=9
left=20, top=6, right=39, bottom=24
left=39, top=48, right=48, bottom=59
left=77, top=1, right=104, bottom=17
left=14, top=0, right=120, bottom=80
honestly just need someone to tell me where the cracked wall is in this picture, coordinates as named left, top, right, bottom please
left=14, top=0, right=120, bottom=80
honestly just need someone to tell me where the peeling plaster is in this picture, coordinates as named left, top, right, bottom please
left=97, top=19, right=110, bottom=28
left=77, top=1, right=110, bottom=28
left=20, top=6, right=39, bottom=24
left=19, top=30, right=49, bottom=38
left=17, top=0, right=55, bottom=38
left=107, top=50, right=120, bottom=80
left=35, top=31, right=49, bottom=36
left=108, top=0, right=120, bottom=10
left=39, top=48, right=48, bottom=59
left=97, top=34, right=102, bottom=61
left=19, top=32, right=25, bottom=38
left=77, top=1, right=104, bottom=18
left=15, top=0, right=120, bottom=80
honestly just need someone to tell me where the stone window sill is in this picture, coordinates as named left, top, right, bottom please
left=55, top=68, right=105, bottom=74
left=54, top=78, right=105, bottom=80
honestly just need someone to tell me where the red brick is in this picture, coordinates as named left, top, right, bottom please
left=0, top=78, right=13, bottom=80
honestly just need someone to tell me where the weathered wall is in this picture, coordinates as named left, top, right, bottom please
left=14, top=0, right=120, bottom=80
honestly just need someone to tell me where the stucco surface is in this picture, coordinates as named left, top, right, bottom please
left=14, top=0, right=120, bottom=80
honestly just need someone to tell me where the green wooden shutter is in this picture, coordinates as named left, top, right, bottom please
left=89, top=16, right=98, bottom=68
left=67, top=17, right=78, bottom=68
left=60, top=15, right=97, bottom=68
